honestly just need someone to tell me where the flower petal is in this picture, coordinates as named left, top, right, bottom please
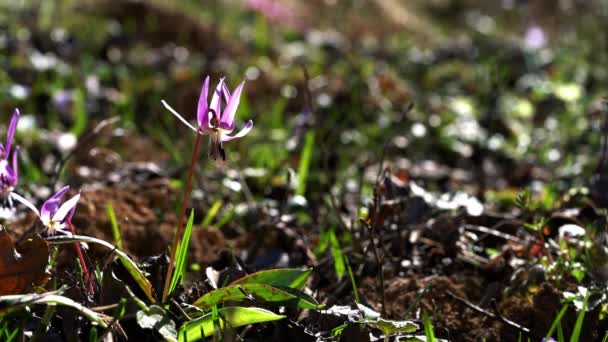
left=40, top=186, right=70, bottom=221
left=209, top=78, right=225, bottom=123
left=220, top=120, right=253, bottom=142
left=11, top=148, right=18, bottom=185
left=5, top=108, right=19, bottom=155
left=161, top=100, right=201, bottom=133
left=222, top=82, right=232, bottom=102
left=220, top=81, right=245, bottom=132
left=196, top=76, right=210, bottom=128
left=10, top=191, right=40, bottom=217
left=51, top=186, right=70, bottom=201
left=52, top=192, right=80, bottom=223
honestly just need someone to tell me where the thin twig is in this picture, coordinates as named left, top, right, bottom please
left=445, top=290, right=536, bottom=338
left=462, top=224, right=524, bottom=243
left=50, top=117, right=120, bottom=188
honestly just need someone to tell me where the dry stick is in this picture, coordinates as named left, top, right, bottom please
left=66, top=219, right=93, bottom=295
left=369, top=142, right=391, bottom=316
left=161, top=130, right=203, bottom=303
left=50, top=117, right=120, bottom=188
left=445, top=290, right=536, bottom=339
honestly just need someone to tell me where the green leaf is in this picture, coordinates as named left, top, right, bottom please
left=178, top=307, right=284, bottom=341
left=422, top=310, right=436, bottom=341
left=170, top=210, right=195, bottom=294
left=192, top=283, right=324, bottom=310
left=329, top=228, right=345, bottom=278
left=296, top=131, right=315, bottom=196
left=70, top=87, right=88, bottom=136
left=229, top=268, right=311, bottom=290
left=46, top=235, right=156, bottom=303
left=106, top=202, right=123, bottom=250
left=201, top=200, right=222, bottom=226
left=364, top=317, right=418, bottom=337
left=136, top=305, right=177, bottom=342
left=0, top=292, right=107, bottom=328
left=570, top=292, right=590, bottom=342
left=546, top=303, right=568, bottom=341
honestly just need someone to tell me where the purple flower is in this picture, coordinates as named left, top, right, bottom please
left=12, top=186, right=81, bottom=235
left=243, top=0, right=302, bottom=29
left=161, top=76, right=253, bottom=160
left=524, top=25, right=546, bottom=50
left=0, top=109, right=19, bottom=193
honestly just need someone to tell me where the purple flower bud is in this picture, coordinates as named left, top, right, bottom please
left=0, top=109, right=19, bottom=194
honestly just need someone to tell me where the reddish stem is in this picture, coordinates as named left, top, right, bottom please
left=162, top=130, right=203, bottom=302
left=66, top=219, right=94, bottom=295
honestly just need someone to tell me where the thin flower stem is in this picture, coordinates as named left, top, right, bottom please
left=66, top=219, right=94, bottom=295
left=162, top=130, right=203, bottom=303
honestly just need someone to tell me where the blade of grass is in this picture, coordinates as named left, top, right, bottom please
left=170, top=209, right=195, bottom=293
left=201, top=200, right=222, bottom=227
left=328, top=228, right=345, bottom=278
left=545, top=303, right=568, bottom=340
left=296, top=131, right=315, bottom=196
left=70, top=87, right=88, bottom=136
left=569, top=293, right=590, bottom=342
left=423, top=310, right=436, bottom=342
left=216, top=206, right=235, bottom=229
left=106, top=202, right=123, bottom=250
left=345, top=256, right=360, bottom=304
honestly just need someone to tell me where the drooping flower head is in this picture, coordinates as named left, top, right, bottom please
left=0, top=109, right=19, bottom=193
left=162, top=76, right=253, bottom=161
left=12, top=186, right=80, bottom=235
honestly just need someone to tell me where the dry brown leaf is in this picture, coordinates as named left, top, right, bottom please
left=0, top=230, right=49, bottom=295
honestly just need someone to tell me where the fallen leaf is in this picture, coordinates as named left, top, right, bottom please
left=0, top=229, right=49, bottom=295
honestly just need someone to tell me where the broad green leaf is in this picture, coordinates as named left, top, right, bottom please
left=178, top=307, right=284, bottom=341
left=229, top=268, right=311, bottom=290
left=170, top=210, right=194, bottom=294
left=0, top=292, right=107, bottom=328
left=46, top=235, right=155, bottom=303
left=192, top=283, right=323, bottom=310
left=136, top=305, right=177, bottom=342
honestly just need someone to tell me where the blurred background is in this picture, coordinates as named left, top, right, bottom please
left=1, top=0, right=608, bottom=254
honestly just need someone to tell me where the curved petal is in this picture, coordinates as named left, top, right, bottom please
left=161, top=100, right=200, bottom=133
left=52, top=192, right=80, bottom=222
left=220, top=120, right=253, bottom=142
left=5, top=108, right=19, bottom=155
left=10, top=192, right=40, bottom=217
left=40, top=186, right=70, bottom=221
left=11, top=148, right=18, bottom=186
left=196, top=76, right=210, bottom=128
left=220, top=81, right=245, bottom=132
left=209, top=78, right=225, bottom=124
left=222, top=82, right=232, bottom=102
left=51, top=186, right=70, bottom=201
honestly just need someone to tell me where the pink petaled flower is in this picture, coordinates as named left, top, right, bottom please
left=162, top=76, right=253, bottom=160
left=12, top=186, right=81, bottom=235
left=243, top=0, right=300, bottom=28
left=0, top=109, right=19, bottom=194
